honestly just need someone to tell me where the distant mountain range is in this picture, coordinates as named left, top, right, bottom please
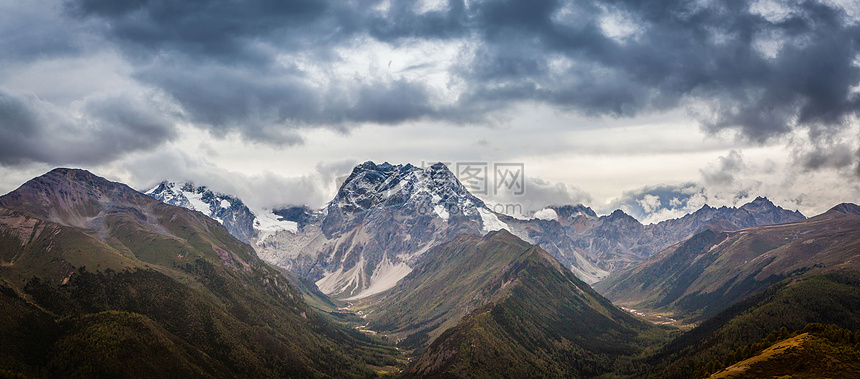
left=596, top=203, right=860, bottom=323
left=146, top=161, right=805, bottom=298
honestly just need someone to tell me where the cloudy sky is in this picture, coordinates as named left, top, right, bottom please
left=2, top=0, right=860, bottom=223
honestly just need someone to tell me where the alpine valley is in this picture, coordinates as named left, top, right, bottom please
left=1, top=163, right=859, bottom=378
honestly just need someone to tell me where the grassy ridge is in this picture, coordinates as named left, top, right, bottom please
left=366, top=231, right=543, bottom=348
left=404, top=232, right=671, bottom=378
left=705, top=323, right=860, bottom=378
left=0, top=209, right=143, bottom=287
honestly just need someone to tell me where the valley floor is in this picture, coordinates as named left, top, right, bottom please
left=620, top=307, right=692, bottom=330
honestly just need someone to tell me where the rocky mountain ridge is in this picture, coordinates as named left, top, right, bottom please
left=501, top=196, right=805, bottom=283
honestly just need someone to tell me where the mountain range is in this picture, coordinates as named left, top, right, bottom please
left=147, top=161, right=805, bottom=298
left=1, top=165, right=857, bottom=378
left=145, top=180, right=294, bottom=245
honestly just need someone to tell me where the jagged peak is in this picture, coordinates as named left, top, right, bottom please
left=427, top=161, right=450, bottom=171
left=605, top=209, right=640, bottom=224
left=146, top=180, right=238, bottom=201
left=739, top=196, right=805, bottom=218
left=752, top=195, right=772, bottom=203
left=349, top=160, right=415, bottom=176
left=332, top=161, right=481, bottom=213
left=146, top=180, right=177, bottom=194
left=741, top=196, right=775, bottom=209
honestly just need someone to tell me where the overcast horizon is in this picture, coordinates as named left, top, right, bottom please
left=3, top=0, right=860, bottom=223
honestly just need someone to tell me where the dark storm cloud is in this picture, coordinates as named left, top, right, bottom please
left=367, top=0, right=469, bottom=41
left=56, top=0, right=860, bottom=145
left=462, top=0, right=860, bottom=141
left=0, top=88, right=176, bottom=166
left=798, top=144, right=855, bottom=170
left=58, top=0, right=477, bottom=143
left=66, top=0, right=331, bottom=59
left=132, top=55, right=442, bottom=143
left=0, top=2, right=96, bottom=64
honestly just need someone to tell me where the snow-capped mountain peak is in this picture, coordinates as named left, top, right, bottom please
left=331, top=161, right=485, bottom=220
left=146, top=181, right=194, bottom=210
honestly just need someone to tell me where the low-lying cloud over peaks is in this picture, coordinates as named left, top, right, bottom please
left=117, top=148, right=354, bottom=211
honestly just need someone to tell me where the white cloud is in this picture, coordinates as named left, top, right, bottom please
left=533, top=208, right=559, bottom=221
left=637, top=194, right=661, bottom=213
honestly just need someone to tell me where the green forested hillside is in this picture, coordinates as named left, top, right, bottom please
left=648, top=270, right=860, bottom=378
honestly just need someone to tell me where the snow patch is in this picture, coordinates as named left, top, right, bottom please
left=253, top=208, right=298, bottom=244
left=479, top=207, right=509, bottom=233
left=533, top=208, right=559, bottom=221
left=146, top=182, right=192, bottom=209
left=184, top=191, right=210, bottom=213
left=220, top=199, right=231, bottom=209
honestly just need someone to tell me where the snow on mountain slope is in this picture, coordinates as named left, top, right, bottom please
left=252, top=207, right=298, bottom=243
left=145, top=181, right=277, bottom=245
left=479, top=207, right=509, bottom=233
left=331, top=161, right=484, bottom=218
